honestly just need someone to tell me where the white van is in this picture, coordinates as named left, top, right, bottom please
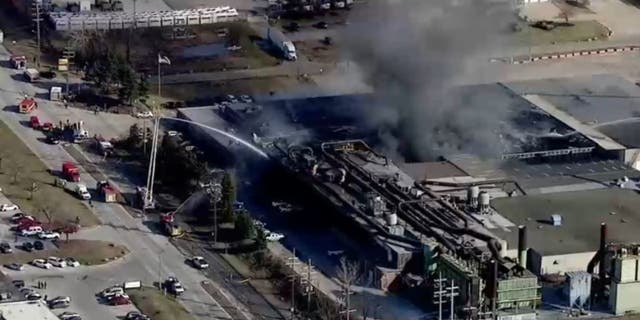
left=21, top=226, right=43, bottom=236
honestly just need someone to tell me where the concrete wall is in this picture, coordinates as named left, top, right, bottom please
left=529, top=249, right=596, bottom=275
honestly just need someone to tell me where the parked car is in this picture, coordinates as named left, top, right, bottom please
left=189, top=256, right=209, bottom=269
left=48, top=256, right=66, bottom=268
left=20, top=225, right=43, bottom=236
left=25, top=291, right=41, bottom=300
left=59, top=312, right=81, bottom=320
left=48, top=296, right=71, bottom=309
left=100, top=286, right=124, bottom=299
left=265, top=232, right=285, bottom=242
left=135, top=111, right=153, bottom=118
left=164, top=277, right=185, bottom=295
left=34, top=240, right=44, bottom=250
left=65, top=257, right=80, bottom=267
left=225, top=95, right=239, bottom=103
left=239, top=95, right=253, bottom=103
left=313, top=21, right=329, bottom=29
left=285, top=22, right=300, bottom=31
left=10, top=213, right=27, bottom=222
left=31, top=258, right=52, bottom=269
left=0, top=204, right=19, bottom=211
left=38, top=231, right=61, bottom=240
left=45, top=134, right=60, bottom=145
left=125, top=311, right=150, bottom=320
left=108, top=294, right=131, bottom=305
left=0, top=242, right=12, bottom=253
left=4, top=263, right=23, bottom=271
left=22, top=242, right=33, bottom=252
left=12, top=280, right=24, bottom=288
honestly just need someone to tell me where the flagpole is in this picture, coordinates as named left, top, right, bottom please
left=157, top=53, right=162, bottom=98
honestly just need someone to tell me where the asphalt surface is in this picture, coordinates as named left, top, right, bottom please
left=0, top=45, right=233, bottom=319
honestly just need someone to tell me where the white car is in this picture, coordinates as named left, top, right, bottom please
left=135, top=111, right=153, bottom=118
left=59, top=312, right=81, bottom=320
left=31, top=259, right=52, bottom=269
left=65, top=257, right=80, bottom=267
left=265, top=232, right=285, bottom=242
left=48, top=257, right=66, bottom=268
left=38, top=231, right=60, bottom=240
left=100, top=286, right=124, bottom=299
left=190, top=256, right=209, bottom=269
left=240, top=95, right=253, bottom=103
left=0, top=204, right=19, bottom=211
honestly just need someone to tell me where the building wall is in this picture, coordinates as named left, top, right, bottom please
left=529, top=249, right=596, bottom=275
left=610, top=281, right=640, bottom=315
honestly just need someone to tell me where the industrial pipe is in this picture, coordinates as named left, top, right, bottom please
left=518, top=225, right=527, bottom=269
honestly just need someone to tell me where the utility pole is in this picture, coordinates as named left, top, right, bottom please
left=433, top=272, right=458, bottom=320
left=433, top=272, right=446, bottom=320
left=34, top=0, right=42, bottom=68
left=299, top=258, right=316, bottom=309
left=449, top=280, right=458, bottom=320
left=206, top=182, right=222, bottom=243
left=287, top=248, right=300, bottom=320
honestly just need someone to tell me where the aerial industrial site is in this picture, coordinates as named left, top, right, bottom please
left=1, top=0, right=640, bottom=320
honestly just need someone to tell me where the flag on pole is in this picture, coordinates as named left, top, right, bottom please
left=158, top=54, right=171, bottom=65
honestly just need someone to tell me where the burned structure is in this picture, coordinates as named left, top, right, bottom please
left=176, top=75, right=640, bottom=318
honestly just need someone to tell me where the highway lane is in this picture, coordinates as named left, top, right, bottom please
left=0, top=46, right=233, bottom=320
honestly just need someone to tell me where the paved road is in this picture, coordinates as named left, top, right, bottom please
left=0, top=46, right=234, bottom=320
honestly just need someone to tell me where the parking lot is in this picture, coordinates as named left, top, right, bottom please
left=3, top=257, right=141, bottom=320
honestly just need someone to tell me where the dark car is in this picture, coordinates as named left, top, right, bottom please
left=12, top=280, right=24, bottom=288
left=0, top=242, right=12, bottom=253
left=4, top=263, right=23, bottom=271
left=313, top=21, right=329, bottom=29
left=108, top=294, right=131, bottom=305
left=33, top=241, right=44, bottom=250
left=22, top=242, right=33, bottom=252
left=285, top=22, right=300, bottom=32
left=45, top=134, right=60, bottom=145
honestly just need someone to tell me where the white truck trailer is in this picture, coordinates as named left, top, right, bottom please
left=267, top=27, right=297, bottom=61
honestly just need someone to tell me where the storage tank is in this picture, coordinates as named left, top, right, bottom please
left=386, top=213, right=398, bottom=226
left=479, top=191, right=490, bottom=213
left=467, top=186, right=480, bottom=207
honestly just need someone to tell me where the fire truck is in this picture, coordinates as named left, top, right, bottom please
left=18, top=98, right=37, bottom=113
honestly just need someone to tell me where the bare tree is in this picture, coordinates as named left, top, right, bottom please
left=41, top=206, right=52, bottom=224
left=336, top=257, right=361, bottom=320
left=28, top=181, right=38, bottom=200
left=9, top=164, right=23, bottom=185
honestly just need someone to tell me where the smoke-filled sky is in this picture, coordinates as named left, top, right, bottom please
left=343, top=0, right=518, bottom=160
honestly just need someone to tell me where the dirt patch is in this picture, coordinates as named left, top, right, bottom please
left=294, top=40, right=340, bottom=63
left=0, top=239, right=128, bottom=266
left=162, top=76, right=306, bottom=101
left=129, top=287, right=196, bottom=320
left=0, top=121, right=100, bottom=227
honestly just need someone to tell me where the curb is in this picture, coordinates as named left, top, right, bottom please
left=508, top=45, right=640, bottom=64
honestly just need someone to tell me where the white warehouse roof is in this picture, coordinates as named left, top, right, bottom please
left=0, top=300, right=60, bottom=320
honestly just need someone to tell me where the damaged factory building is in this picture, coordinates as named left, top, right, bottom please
left=177, top=74, right=640, bottom=319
